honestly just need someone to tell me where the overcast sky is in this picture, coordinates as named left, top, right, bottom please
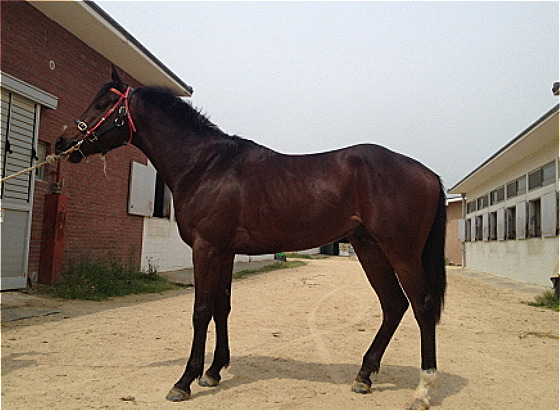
left=97, top=1, right=559, bottom=190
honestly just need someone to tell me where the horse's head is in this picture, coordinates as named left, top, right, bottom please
left=55, top=66, right=136, bottom=163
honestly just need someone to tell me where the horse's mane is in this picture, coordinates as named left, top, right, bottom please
left=136, top=86, right=221, bottom=134
left=134, top=86, right=267, bottom=154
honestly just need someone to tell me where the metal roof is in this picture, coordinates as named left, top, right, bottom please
left=449, top=104, right=559, bottom=194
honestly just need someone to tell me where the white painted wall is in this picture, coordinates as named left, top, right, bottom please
left=465, top=236, right=558, bottom=286
left=141, top=216, right=192, bottom=272
left=458, top=110, right=559, bottom=287
left=140, top=216, right=278, bottom=272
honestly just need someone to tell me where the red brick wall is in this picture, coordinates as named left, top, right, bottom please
left=445, top=201, right=463, bottom=265
left=2, top=1, right=148, bottom=275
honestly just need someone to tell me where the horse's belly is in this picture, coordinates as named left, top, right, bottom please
left=232, top=215, right=360, bottom=254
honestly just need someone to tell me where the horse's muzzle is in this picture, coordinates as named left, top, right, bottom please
left=55, top=137, right=83, bottom=163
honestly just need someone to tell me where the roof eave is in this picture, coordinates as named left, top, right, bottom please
left=30, top=0, right=193, bottom=96
left=449, top=104, right=559, bottom=195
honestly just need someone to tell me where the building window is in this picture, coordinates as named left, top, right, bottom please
left=528, top=198, right=541, bottom=238
left=529, top=161, right=555, bottom=190
left=489, top=211, right=498, bottom=241
left=506, top=180, right=517, bottom=199
left=475, top=215, right=483, bottom=241
left=516, top=176, right=526, bottom=196
left=528, top=168, right=542, bottom=190
left=153, top=173, right=172, bottom=218
left=467, top=200, right=476, bottom=214
left=506, top=206, right=516, bottom=240
left=477, top=195, right=489, bottom=210
left=490, top=186, right=505, bottom=205
left=34, top=141, right=48, bottom=180
left=465, top=218, right=472, bottom=241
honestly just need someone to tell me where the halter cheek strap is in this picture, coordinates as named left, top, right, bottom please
left=110, top=87, right=137, bottom=144
left=75, top=86, right=137, bottom=147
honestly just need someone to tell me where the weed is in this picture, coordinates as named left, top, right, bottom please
left=49, top=257, right=177, bottom=301
left=524, top=290, right=559, bottom=311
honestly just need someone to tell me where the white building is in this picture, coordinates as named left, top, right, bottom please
left=449, top=104, right=559, bottom=286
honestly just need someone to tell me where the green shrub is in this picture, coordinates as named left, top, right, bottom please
left=525, top=290, right=559, bottom=311
left=49, top=257, right=177, bottom=301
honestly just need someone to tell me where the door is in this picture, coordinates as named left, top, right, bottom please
left=1, top=89, right=38, bottom=289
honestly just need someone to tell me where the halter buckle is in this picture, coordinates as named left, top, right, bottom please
left=76, top=121, right=88, bottom=133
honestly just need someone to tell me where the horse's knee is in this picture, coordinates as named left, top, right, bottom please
left=193, top=304, right=213, bottom=327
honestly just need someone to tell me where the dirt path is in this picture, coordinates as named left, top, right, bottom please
left=1, top=258, right=558, bottom=409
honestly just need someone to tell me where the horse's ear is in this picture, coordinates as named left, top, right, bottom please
left=110, top=64, right=124, bottom=88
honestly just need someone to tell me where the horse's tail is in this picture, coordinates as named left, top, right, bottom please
left=421, top=179, right=447, bottom=324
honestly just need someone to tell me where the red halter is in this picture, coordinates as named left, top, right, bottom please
left=76, top=86, right=136, bottom=145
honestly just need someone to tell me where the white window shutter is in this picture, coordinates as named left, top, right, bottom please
left=458, top=219, right=466, bottom=242
left=482, top=213, right=489, bottom=241
left=128, top=161, right=156, bottom=216
left=541, top=191, right=558, bottom=237
left=516, top=201, right=527, bottom=239
left=497, top=208, right=506, bottom=240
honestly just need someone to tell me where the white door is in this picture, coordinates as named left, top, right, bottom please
left=0, top=89, right=38, bottom=289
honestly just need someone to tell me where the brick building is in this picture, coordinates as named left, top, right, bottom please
left=1, top=1, right=192, bottom=289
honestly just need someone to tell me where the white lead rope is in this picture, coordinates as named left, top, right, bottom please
left=0, top=140, right=84, bottom=184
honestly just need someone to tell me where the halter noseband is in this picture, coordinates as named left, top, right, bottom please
left=74, top=87, right=137, bottom=154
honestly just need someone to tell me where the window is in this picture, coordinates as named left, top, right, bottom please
left=528, top=199, right=541, bottom=238
left=506, top=180, right=517, bottom=199
left=475, top=215, right=483, bottom=241
left=528, top=168, right=542, bottom=190
left=506, top=206, right=516, bottom=240
left=490, top=186, right=505, bottom=205
left=542, top=162, right=555, bottom=186
left=489, top=211, right=497, bottom=241
left=153, top=173, right=172, bottom=218
left=477, top=195, right=489, bottom=210
left=529, top=162, right=555, bottom=191
left=467, top=201, right=476, bottom=214
left=34, top=141, right=48, bottom=180
left=516, top=176, right=526, bottom=196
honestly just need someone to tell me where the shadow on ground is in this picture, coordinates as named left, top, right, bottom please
left=146, top=355, right=467, bottom=407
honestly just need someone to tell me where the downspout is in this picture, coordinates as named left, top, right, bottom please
left=461, top=193, right=467, bottom=268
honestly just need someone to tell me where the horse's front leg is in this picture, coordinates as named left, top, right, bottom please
left=199, top=255, right=234, bottom=387
left=166, top=242, right=227, bottom=402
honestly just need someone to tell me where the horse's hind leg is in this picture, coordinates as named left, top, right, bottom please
left=386, top=257, right=438, bottom=410
left=348, top=227, right=409, bottom=394
left=199, top=254, right=234, bottom=387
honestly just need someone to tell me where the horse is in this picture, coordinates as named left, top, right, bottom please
left=56, top=66, right=446, bottom=410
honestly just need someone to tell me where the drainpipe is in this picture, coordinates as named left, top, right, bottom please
left=37, top=162, right=67, bottom=284
left=461, top=193, right=467, bottom=268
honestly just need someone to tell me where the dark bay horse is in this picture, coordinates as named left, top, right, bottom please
left=56, top=66, right=446, bottom=410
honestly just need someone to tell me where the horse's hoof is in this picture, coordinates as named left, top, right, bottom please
left=406, top=398, right=429, bottom=410
left=351, top=381, right=372, bottom=394
left=165, top=386, right=190, bottom=402
left=199, top=374, right=220, bottom=387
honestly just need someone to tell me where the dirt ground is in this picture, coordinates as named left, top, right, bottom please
left=1, top=257, right=558, bottom=410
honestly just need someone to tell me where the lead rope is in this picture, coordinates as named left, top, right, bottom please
left=0, top=140, right=84, bottom=184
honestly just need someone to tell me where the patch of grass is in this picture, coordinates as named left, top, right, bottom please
left=524, top=290, right=559, bottom=311
left=233, top=261, right=306, bottom=280
left=49, top=257, right=177, bottom=301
